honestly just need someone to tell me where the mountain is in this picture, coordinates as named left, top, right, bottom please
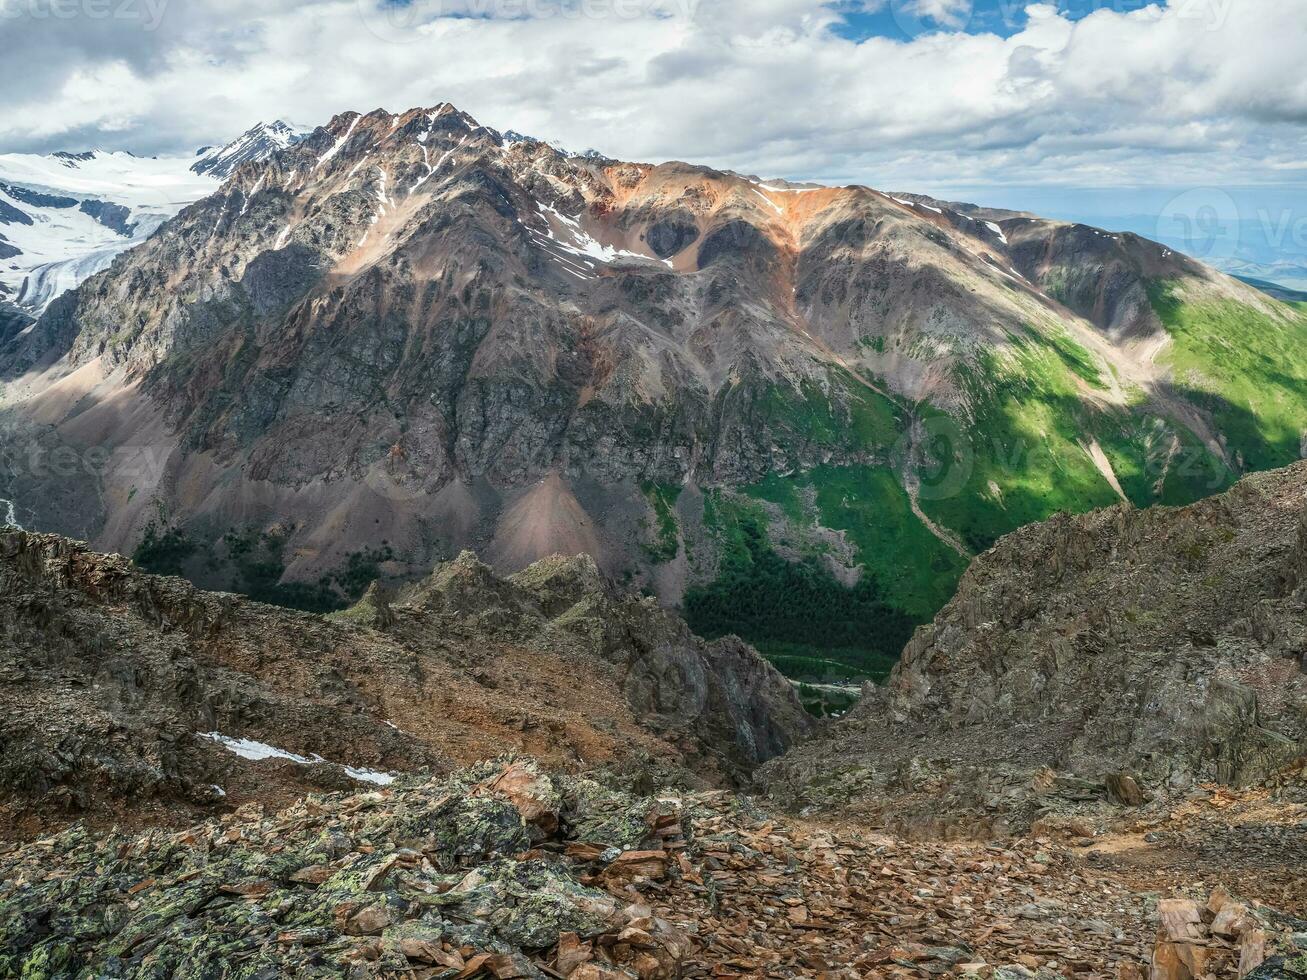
left=503, top=128, right=610, bottom=162
left=0, top=526, right=807, bottom=836
left=0, top=125, right=301, bottom=314
left=1, top=103, right=1304, bottom=679
left=0, top=150, right=217, bottom=311
left=191, top=120, right=303, bottom=179
left=763, top=460, right=1307, bottom=835
left=1236, top=274, right=1307, bottom=304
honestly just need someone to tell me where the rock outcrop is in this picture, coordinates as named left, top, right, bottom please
left=0, top=530, right=809, bottom=835
left=762, top=462, right=1307, bottom=833
left=1148, top=889, right=1307, bottom=980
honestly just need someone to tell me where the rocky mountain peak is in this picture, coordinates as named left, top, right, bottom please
left=191, top=118, right=304, bottom=179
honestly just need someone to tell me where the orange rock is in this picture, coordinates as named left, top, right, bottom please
left=1211, top=901, right=1253, bottom=938
left=288, top=864, right=334, bottom=885
left=568, top=964, right=630, bottom=980
left=602, top=849, right=669, bottom=882
left=556, top=932, right=593, bottom=975
left=477, top=761, right=560, bottom=833
left=1157, top=899, right=1206, bottom=943
left=343, top=903, right=394, bottom=936
left=1237, top=928, right=1266, bottom=978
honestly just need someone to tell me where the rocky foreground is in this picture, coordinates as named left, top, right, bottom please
left=0, top=530, right=808, bottom=837
left=2, top=758, right=1305, bottom=979
left=1, top=465, right=1306, bottom=977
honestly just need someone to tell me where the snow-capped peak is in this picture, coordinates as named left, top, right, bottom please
left=502, top=129, right=608, bottom=162
left=192, top=120, right=303, bottom=179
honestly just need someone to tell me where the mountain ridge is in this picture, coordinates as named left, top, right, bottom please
left=762, top=459, right=1307, bottom=835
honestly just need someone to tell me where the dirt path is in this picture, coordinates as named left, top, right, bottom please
left=904, top=475, right=971, bottom=558
left=1082, top=438, right=1129, bottom=502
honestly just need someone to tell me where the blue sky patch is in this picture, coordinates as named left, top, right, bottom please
left=827, top=0, right=1162, bottom=42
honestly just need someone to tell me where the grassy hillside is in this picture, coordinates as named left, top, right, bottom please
left=918, top=321, right=1237, bottom=554
left=687, top=296, right=1305, bottom=687
left=1150, top=284, right=1307, bottom=472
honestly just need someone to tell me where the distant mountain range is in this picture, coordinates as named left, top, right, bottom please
left=1, top=104, right=1304, bottom=679
left=0, top=122, right=301, bottom=312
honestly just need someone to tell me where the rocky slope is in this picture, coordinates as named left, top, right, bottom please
left=763, top=461, right=1307, bottom=836
left=0, top=528, right=808, bottom=837
left=2, top=756, right=1304, bottom=979
left=1, top=104, right=1304, bottom=676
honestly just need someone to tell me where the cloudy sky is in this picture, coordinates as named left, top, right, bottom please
left=2, top=0, right=1305, bottom=224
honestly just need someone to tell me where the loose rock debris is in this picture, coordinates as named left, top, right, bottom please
left=2, top=759, right=1303, bottom=978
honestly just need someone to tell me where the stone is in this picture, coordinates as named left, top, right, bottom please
left=346, top=903, right=396, bottom=936
left=1106, top=773, right=1147, bottom=806
left=601, top=850, right=669, bottom=883
left=556, top=932, right=593, bottom=975
left=1212, top=901, right=1255, bottom=938
left=1239, top=929, right=1268, bottom=977
left=477, top=760, right=561, bottom=835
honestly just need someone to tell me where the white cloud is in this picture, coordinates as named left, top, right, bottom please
left=0, top=0, right=1302, bottom=192
left=903, top=0, right=973, bottom=29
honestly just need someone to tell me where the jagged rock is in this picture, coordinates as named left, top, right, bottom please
left=762, top=463, right=1307, bottom=832
left=476, top=759, right=563, bottom=835
left=1147, top=887, right=1307, bottom=980
left=0, top=529, right=808, bottom=833
left=0, top=761, right=688, bottom=978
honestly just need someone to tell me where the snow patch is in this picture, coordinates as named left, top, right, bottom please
left=344, top=766, right=396, bottom=786
left=316, top=115, right=361, bottom=170
left=199, top=732, right=315, bottom=764
left=1, top=499, right=21, bottom=529
left=532, top=201, right=672, bottom=271
left=411, top=136, right=467, bottom=193
left=751, top=188, right=783, bottom=216
left=238, top=174, right=265, bottom=216
left=197, top=732, right=397, bottom=786
left=984, top=221, right=1008, bottom=245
